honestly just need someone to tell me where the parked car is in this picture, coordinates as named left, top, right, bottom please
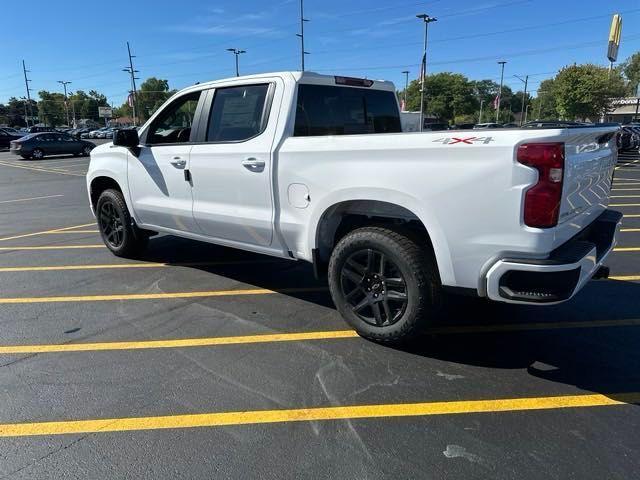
left=88, top=71, right=621, bottom=343
left=473, top=122, right=503, bottom=129
left=619, top=126, right=638, bottom=151
left=450, top=123, right=475, bottom=130
left=10, top=132, right=95, bottom=159
left=0, top=129, right=24, bottom=149
left=423, top=122, right=449, bottom=131
left=1, top=127, right=24, bottom=136
left=26, top=126, right=55, bottom=134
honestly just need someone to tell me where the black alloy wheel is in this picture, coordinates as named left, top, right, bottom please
left=99, top=200, right=125, bottom=249
left=340, top=248, right=408, bottom=327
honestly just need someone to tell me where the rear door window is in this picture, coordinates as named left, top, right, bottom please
left=206, top=84, right=270, bottom=142
left=294, top=84, right=401, bottom=136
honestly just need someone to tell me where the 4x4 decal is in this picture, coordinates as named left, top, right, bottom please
left=432, top=137, right=494, bottom=145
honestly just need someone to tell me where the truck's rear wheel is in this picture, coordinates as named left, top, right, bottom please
left=328, top=226, right=441, bottom=343
left=96, top=189, right=147, bottom=258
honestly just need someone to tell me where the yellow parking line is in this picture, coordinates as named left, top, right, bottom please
left=0, top=194, right=64, bottom=205
left=624, top=214, right=640, bottom=218
left=612, top=188, right=640, bottom=191
left=610, top=275, right=640, bottom=281
left=0, top=245, right=104, bottom=251
left=621, top=228, right=640, bottom=232
left=0, top=223, right=95, bottom=242
left=611, top=195, right=640, bottom=199
left=1, top=392, right=638, bottom=438
left=0, top=330, right=359, bottom=354
left=41, top=230, right=99, bottom=234
left=0, top=259, right=276, bottom=273
left=0, top=160, right=84, bottom=177
left=3, top=318, right=640, bottom=355
left=0, top=287, right=325, bottom=304
left=614, top=247, right=640, bottom=252
left=610, top=203, right=640, bottom=207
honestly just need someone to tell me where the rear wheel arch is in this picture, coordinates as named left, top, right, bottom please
left=313, top=200, right=440, bottom=279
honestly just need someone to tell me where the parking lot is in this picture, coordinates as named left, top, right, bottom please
left=0, top=147, right=638, bottom=479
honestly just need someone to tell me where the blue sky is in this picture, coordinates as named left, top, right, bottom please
left=0, top=0, right=638, bottom=106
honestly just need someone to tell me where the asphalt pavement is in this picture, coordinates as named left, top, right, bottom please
left=0, top=146, right=638, bottom=479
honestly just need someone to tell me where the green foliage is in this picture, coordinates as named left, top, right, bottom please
left=551, top=64, right=626, bottom=120
left=37, top=91, right=67, bottom=126
left=403, top=72, right=478, bottom=122
left=622, top=52, right=640, bottom=95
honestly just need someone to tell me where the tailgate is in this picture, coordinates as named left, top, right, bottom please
left=559, top=128, right=618, bottom=224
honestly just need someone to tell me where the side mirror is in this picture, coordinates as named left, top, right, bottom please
left=113, top=129, right=139, bottom=149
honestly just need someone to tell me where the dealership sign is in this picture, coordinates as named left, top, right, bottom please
left=98, top=107, right=113, bottom=118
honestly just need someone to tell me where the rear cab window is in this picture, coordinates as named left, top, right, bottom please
left=294, top=84, right=401, bottom=136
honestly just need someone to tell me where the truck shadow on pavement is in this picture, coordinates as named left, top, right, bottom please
left=141, top=236, right=640, bottom=401
left=400, top=280, right=640, bottom=402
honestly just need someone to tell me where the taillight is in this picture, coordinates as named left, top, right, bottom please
left=517, top=142, right=565, bottom=228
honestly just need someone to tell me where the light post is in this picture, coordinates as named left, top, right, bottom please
left=20, top=97, right=29, bottom=127
left=296, top=0, right=310, bottom=71
left=416, top=14, right=437, bottom=132
left=496, top=61, right=507, bottom=123
left=227, top=48, right=246, bottom=77
left=402, top=70, right=410, bottom=110
left=57, top=80, right=72, bottom=127
left=514, top=74, right=529, bottom=126
left=479, top=99, right=485, bottom=124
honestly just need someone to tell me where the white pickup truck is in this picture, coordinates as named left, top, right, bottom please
left=87, top=71, right=622, bottom=342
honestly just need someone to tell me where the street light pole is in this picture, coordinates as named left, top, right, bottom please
left=57, top=80, right=72, bottom=127
left=402, top=70, right=410, bottom=110
left=496, top=61, right=507, bottom=123
left=416, top=14, right=437, bottom=132
left=514, top=74, right=528, bottom=126
left=227, top=48, right=246, bottom=77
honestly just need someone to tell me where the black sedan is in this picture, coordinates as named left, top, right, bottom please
left=0, top=129, right=24, bottom=149
left=9, top=132, right=95, bottom=160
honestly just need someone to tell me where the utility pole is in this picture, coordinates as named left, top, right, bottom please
left=496, top=61, right=507, bottom=123
left=296, top=0, right=310, bottom=71
left=416, top=14, right=437, bottom=132
left=22, top=60, right=33, bottom=127
left=514, top=74, right=528, bottom=126
left=57, top=80, right=72, bottom=127
left=226, top=48, right=246, bottom=77
left=123, top=42, right=139, bottom=126
left=479, top=99, right=485, bottom=124
left=402, top=70, right=410, bottom=110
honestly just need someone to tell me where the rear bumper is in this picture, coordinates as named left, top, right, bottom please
left=485, top=209, right=622, bottom=304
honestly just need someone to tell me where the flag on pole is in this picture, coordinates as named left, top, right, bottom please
left=127, top=93, right=135, bottom=108
left=493, top=94, right=501, bottom=110
left=419, top=52, right=426, bottom=86
left=400, top=99, right=406, bottom=111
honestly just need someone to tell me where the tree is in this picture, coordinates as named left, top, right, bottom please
left=402, top=72, right=478, bottom=123
left=529, top=79, right=558, bottom=120
left=551, top=64, right=625, bottom=120
left=622, top=52, right=640, bottom=95
left=69, top=90, right=109, bottom=122
left=37, top=91, right=67, bottom=126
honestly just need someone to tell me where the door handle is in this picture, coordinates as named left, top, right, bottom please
left=242, top=158, right=265, bottom=171
left=170, top=157, right=187, bottom=169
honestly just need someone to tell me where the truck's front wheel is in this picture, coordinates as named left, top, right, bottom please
left=328, top=227, right=441, bottom=343
left=96, top=189, right=148, bottom=258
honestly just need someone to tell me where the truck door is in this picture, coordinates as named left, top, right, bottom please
left=189, top=81, right=281, bottom=247
left=127, top=91, right=203, bottom=233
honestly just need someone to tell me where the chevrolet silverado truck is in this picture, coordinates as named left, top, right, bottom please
left=86, top=72, right=622, bottom=342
